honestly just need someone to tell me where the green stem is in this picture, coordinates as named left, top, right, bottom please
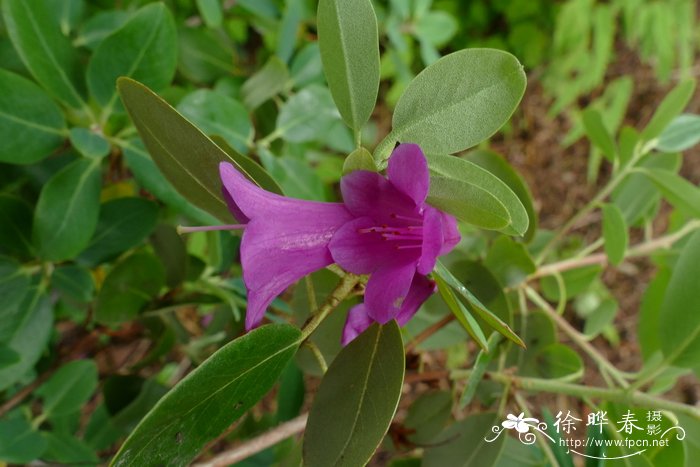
left=535, top=142, right=649, bottom=265
left=451, top=370, right=700, bottom=421
left=304, top=341, right=328, bottom=373
left=299, top=273, right=360, bottom=341
left=524, top=287, right=630, bottom=388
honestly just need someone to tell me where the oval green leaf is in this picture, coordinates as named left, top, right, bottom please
left=87, top=3, right=177, bottom=113
left=111, top=324, right=301, bottom=466
left=659, top=231, right=700, bottom=370
left=177, top=89, right=253, bottom=155
left=377, top=49, right=526, bottom=163
left=427, top=154, right=528, bottom=235
left=642, top=79, right=696, bottom=143
left=2, top=0, right=86, bottom=109
left=0, top=69, right=66, bottom=164
left=33, top=158, right=102, bottom=261
left=304, top=321, right=405, bottom=467
left=467, top=149, right=537, bottom=241
left=601, top=203, right=628, bottom=265
left=317, top=0, right=379, bottom=131
left=95, top=252, right=165, bottom=325
left=657, top=114, right=700, bottom=153
left=78, top=197, right=159, bottom=266
left=35, top=360, right=98, bottom=418
left=276, top=84, right=340, bottom=143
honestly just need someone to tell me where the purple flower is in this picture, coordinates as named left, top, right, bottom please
left=218, top=143, right=460, bottom=343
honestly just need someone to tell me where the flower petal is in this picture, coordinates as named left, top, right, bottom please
left=341, top=304, right=374, bottom=346
left=364, top=262, right=417, bottom=323
left=439, top=211, right=461, bottom=254
left=329, top=217, right=420, bottom=274
left=387, top=143, right=429, bottom=206
left=221, top=186, right=249, bottom=223
left=395, top=273, right=436, bottom=326
left=340, top=170, right=420, bottom=225
left=417, top=206, right=443, bottom=275
left=240, top=205, right=353, bottom=330
left=220, top=162, right=348, bottom=221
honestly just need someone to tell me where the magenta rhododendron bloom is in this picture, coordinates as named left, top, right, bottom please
left=218, top=143, right=460, bottom=343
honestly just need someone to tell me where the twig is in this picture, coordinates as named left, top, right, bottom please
left=193, top=413, right=309, bottom=467
left=451, top=370, right=700, bottom=421
left=300, top=274, right=360, bottom=341
left=0, top=371, right=53, bottom=417
left=405, top=314, right=455, bottom=353
left=529, top=220, right=700, bottom=280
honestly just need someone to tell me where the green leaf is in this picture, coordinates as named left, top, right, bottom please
left=74, top=10, right=130, bottom=51
left=0, top=417, right=47, bottom=463
left=53, top=264, right=95, bottom=302
left=111, top=324, right=301, bottom=466
left=657, top=114, right=700, bottom=152
left=641, top=79, right=696, bottom=142
left=241, top=56, right=289, bottom=110
left=150, top=224, right=188, bottom=288
left=467, top=149, right=538, bottom=241
left=2, top=0, right=86, bottom=109
left=87, top=3, right=177, bottom=112
left=343, top=147, right=376, bottom=174
left=404, top=391, right=453, bottom=444
left=582, top=107, right=617, bottom=161
left=601, top=203, right=628, bottom=265
left=435, top=261, right=524, bottom=348
left=638, top=267, right=671, bottom=361
left=377, top=49, right=526, bottom=163
left=195, top=0, right=222, bottom=28
left=434, top=273, right=488, bottom=351
left=68, top=127, right=110, bottom=159
left=95, top=252, right=165, bottom=325
left=276, top=0, right=305, bottom=63
left=427, top=154, right=528, bottom=235
left=118, top=78, right=273, bottom=222
left=612, top=152, right=681, bottom=225
left=414, top=11, right=458, bottom=47
left=177, top=89, right=253, bottom=155
left=423, top=413, right=506, bottom=467
left=535, top=343, right=583, bottom=379
left=120, top=139, right=217, bottom=224
left=317, top=0, right=379, bottom=131
left=0, top=259, right=31, bottom=336
left=459, top=333, right=502, bottom=407
left=659, top=231, right=700, bottom=370
left=0, top=69, right=66, bottom=164
left=42, top=432, right=99, bottom=465
left=35, top=360, right=98, bottom=418
left=47, top=0, right=85, bottom=36
left=78, top=197, right=159, bottom=265
left=484, top=236, right=536, bottom=287
left=33, top=158, right=102, bottom=261
left=639, top=168, right=700, bottom=218
left=304, top=321, right=404, bottom=467
left=0, top=195, right=34, bottom=259
left=276, top=84, right=339, bottom=143
left=177, top=26, right=234, bottom=84
left=0, top=283, right=52, bottom=391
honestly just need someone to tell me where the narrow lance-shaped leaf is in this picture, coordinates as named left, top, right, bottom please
left=117, top=78, right=275, bottom=222
left=304, top=321, right=404, bottom=467
left=375, top=49, right=526, bottom=165
left=435, top=261, right=525, bottom=348
left=317, top=0, right=380, bottom=131
left=111, top=324, right=301, bottom=466
left=434, top=274, right=488, bottom=351
left=601, top=203, right=628, bottom=265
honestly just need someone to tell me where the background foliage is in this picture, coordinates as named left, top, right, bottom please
left=1, top=0, right=700, bottom=465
